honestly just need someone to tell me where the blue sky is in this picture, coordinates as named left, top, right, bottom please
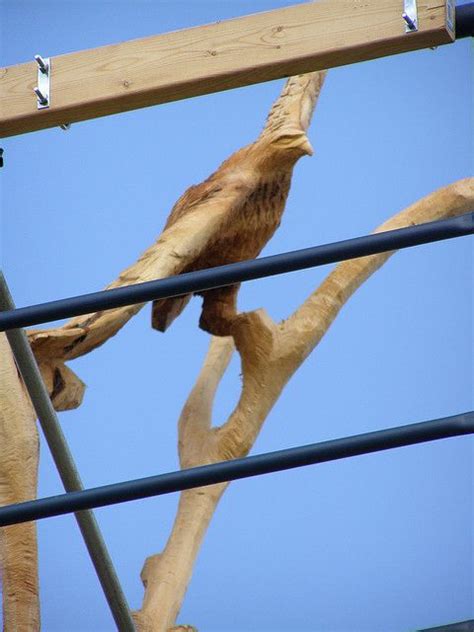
left=1, top=2, right=472, bottom=631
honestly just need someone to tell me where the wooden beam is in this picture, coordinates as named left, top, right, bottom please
left=0, top=0, right=454, bottom=138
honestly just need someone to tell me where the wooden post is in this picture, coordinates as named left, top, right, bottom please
left=0, top=0, right=454, bottom=137
left=0, top=334, right=40, bottom=632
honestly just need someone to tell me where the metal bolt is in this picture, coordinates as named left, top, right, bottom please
left=402, top=11, right=417, bottom=31
left=33, top=87, right=48, bottom=106
left=34, top=54, right=49, bottom=74
left=60, top=123, right=71, bottom=131
left=0, top=148, right=4, bottom=168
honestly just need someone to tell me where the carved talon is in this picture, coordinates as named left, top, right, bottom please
left=199, top=309, right=236, bottom=337
left=199, top=286, right=239, bottom=337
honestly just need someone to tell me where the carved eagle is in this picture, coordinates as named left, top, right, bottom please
left=152, top=71, right=326, bottom=337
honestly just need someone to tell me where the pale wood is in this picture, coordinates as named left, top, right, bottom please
left=0, top=0, right=454, bottom=137
left=38, top=360, right=85, bottom=411
left=0, top=334, right=40, bottom=632
left=132, top=177, right=473, bottom=631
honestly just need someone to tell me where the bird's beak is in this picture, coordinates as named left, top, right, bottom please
left=301, top=136, right=314, bottom=156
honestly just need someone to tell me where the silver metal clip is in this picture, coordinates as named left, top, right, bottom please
left=34, top=54, right=49, bottom=74
left=402, top=0, right=418, bottom=32
left=33, top=55, right=51, bottom=109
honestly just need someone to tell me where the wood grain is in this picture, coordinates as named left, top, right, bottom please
left=0, top=0, right=454, bottom=137
left=0, top=334, right=39, bottom=631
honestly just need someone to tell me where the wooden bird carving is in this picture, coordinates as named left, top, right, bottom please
left=27, top=71, right=327, bottom=368
left=152, top=71, right=327, bottom=337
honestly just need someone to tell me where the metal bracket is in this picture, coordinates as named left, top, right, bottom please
left=33, top=55, right=50, bottom=109
left=402, top=0, right=418, bottom=32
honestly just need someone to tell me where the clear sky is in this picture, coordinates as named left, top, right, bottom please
left=1, top=2, right=473, bottom=631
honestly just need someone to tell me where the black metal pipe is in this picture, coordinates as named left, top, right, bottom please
left=456, top=3, right=474, bottom=39
left=0, top=213, right=472, bottom=332
left=0, top=412, right=471, bottom=528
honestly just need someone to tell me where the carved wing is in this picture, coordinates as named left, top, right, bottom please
left=29, top=150, right=254, bottom=359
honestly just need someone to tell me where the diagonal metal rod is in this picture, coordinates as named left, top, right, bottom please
left=0, top=212, right=472, bottom=332
left=0, top=411, right=471, bottom=527
left=0, top=273, right=136, bottom=632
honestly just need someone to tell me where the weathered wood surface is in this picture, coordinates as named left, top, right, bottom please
left=0, top=334, right=40, bottom=631
left=0, top=0, right=454, bottom=137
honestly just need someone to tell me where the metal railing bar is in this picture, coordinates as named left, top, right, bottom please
left=0, top=212, right=472, bottom=332
left=0, top=273, right=136, bottom=632
left=0, top=411, right=471, bottom=528
left=456, top=3, right=474, bottom=39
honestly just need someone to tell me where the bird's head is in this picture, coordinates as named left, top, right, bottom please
left=252, top=127, right=314, bottom=171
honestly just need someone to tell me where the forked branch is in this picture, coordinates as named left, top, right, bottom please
left=134, top=177, right=473, bottom=631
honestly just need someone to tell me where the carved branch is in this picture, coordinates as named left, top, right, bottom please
left=134, top=338, right=233, bottom=631
left=178, top=337, right=234, bottom=468
left=279, top=177, right=474, bottom=366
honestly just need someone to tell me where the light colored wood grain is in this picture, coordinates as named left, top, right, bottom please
left=0, top=0, right=453, bottom=137
left=0, top=334, right=40, bottom=631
